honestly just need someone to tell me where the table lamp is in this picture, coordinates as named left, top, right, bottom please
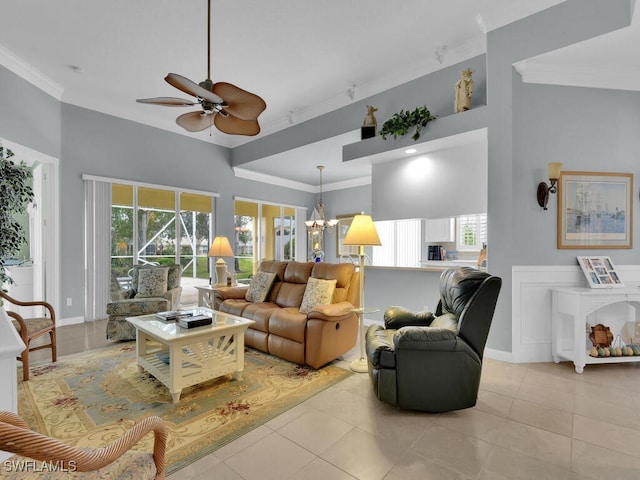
left=207, top=236, right=234, bottom=286
left=343, top=213, right=381, bottom=372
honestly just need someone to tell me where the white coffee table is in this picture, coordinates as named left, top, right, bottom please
left=126, top=308, right=254, bottom=403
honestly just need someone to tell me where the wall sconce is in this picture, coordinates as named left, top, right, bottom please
left=537, top=162, right=563, bottom=210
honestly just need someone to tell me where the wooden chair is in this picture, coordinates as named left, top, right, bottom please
left=0, top=290, right=57, bottom=381
left=0, top=411, right=167, bottom=479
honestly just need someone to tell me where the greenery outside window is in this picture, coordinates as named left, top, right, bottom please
left=234, top=200, right=298, bottom=282
left=456, top=214, right=487, bottom=252
left=111, top=183, right=214, bottom=283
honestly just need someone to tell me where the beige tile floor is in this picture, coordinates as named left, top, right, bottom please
left=29, top=319, right=640, bottom=480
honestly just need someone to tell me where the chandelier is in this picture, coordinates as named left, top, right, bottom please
left=305, top=165, right=338, bottom=235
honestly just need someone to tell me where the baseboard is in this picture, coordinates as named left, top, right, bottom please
left=484, top=347, right=512, bottom=362
left=58, top=316, right=85, bottom=327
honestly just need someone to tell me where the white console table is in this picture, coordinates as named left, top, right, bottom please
left=551, top=286, right=640, bottom=373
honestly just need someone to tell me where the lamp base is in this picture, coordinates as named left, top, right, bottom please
left=349, top=357, right=368, bottom=373
left=215, top=259, right=228, bottom=287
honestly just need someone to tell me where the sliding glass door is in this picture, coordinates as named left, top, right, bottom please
left=111, top=183, right=215, bottom=301
left=234, top=200, right=299, bottom=283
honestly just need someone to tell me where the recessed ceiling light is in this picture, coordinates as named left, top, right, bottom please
left=405, top=148, right=417, bottom=154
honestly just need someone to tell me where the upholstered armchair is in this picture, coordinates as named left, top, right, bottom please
left=0, top=411, right=167, bottom=479
left=106, top=264, right=182, bottom=341
left=365, top=266, right=501, bottom=412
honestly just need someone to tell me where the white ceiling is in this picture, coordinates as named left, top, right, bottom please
left=1, top=0, right=637, bottom=188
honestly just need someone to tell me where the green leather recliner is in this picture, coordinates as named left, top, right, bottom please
left=365, top=266, right=502, bottom=412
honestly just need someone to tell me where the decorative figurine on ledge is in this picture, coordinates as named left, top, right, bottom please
left=454, top=68, right=474, bottom=113
left=361, top=105, right=378, bottom=139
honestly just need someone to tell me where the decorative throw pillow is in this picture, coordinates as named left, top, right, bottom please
left=245, top=271, right=276, bottom=303
left=299, top=277, right=337, bottom=314
left=167, top=265, right=181, bottom=290
left=135, top=267, right=168, bottom=298
left=430, top=312, right=458, bottom=332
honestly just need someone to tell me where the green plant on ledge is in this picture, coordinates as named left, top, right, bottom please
left=379, top=105, right=437, bottom=141
left=0, top=144, right=34, bottom=290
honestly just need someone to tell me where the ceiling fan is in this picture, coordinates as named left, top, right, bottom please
left=136, top=0, right=266, bottom=136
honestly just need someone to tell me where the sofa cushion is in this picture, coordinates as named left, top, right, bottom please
left=245, top=271, right=276, bottom=302
left=274, top=262, right=314, bottom=308
left=311, top=262, right=355, bottom=303
left=135, top=267, right=168, bottom=298
left=300, top=277, right=337, bottom=314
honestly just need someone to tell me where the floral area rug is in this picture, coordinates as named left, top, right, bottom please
left=18, top=343, right=352, bottom=474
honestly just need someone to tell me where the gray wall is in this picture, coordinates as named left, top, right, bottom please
left=0, top=66, right=61, bottom=159
left=513, top=81, right=640, bottom=265
left=372, top=142, right=487, bottom=221
left=486, top=0, right=634, bottom=351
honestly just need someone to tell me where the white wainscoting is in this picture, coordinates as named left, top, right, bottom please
left=512, top=265, right=640, bottom=363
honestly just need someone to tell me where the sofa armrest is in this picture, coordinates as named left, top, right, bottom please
left=214, top=286, right=248, bottom=302
left=307, top=301, right=355, bottom=321
left=365, top=325, right=396, bottom=368
left=106, top=297, right=170, bottom=316
left=393, top=327, right=477, bottom=358
left=384, top=306, right=434, bottom=330
left=163, top=287, right=182, bottom=309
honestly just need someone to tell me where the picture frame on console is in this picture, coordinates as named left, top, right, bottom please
left=557, top=171, right=632, bottom=249
left=577, top=255, right=624, bottom=288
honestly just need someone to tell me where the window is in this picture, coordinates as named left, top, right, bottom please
left=111, top=183, right=215, bottom=283
left=234, top=199, right=301, bottom=282
left=456, top=214, right=487, bottom=252
left=372, top=219, right=421, bottom=267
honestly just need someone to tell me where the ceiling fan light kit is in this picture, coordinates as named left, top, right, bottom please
left=136, top=0, right=266, bottom=136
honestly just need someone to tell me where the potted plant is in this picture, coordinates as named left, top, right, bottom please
left=379, top=105, right=437, bottom=141
left=0, top=144, right=34, bottom=290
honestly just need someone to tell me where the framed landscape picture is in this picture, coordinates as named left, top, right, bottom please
left=577, top=256, right=624, bottom=288
left=557, top=171, right=632, bottom=249
left=336, top=214, right=360, bottom=257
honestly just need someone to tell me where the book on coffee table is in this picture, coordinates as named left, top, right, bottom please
left=155, top=310, right=194, bottom=321
left=178, top=314, right=213, bottom=329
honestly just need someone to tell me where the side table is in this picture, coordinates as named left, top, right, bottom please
left=195, top=284, right=248, bottom=310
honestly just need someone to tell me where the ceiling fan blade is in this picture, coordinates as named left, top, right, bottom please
left=136, top=97, right=196, bottom=107
left=165, top=73, right=224, bottom=104
left=214, top=114, right=261, bottom=136
left=212, top=82, right=267, bottom=121
left=176, top=111, right=214, bottom=132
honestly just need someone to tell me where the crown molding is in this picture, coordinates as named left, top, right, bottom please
left=233, top=168, right=315, bottom=192
left=233, top=167, right=371, bottom=193
left=0, top=45, right=63, bottom=100
left=514, top=60, right=640, bottom=92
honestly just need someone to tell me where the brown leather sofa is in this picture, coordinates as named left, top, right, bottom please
left=213, top=260, right=360, bottom=369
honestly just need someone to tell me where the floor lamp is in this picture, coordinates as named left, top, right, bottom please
left=343, top=213, right=381, bottom=373
left=207, top=236, right=234, bottom=286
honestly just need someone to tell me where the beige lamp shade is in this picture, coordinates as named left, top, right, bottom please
left=343, top=214, right=381, bottom=246
left=548, top=162, right=563, bottom=179
left=207, top=236, right=234, bottom=257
